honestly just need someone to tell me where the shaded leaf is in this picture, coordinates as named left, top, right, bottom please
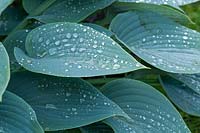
left=3, top=29, right=30, bottom=72
left=80, top=122, right=113, bottom=133
left=0, top=0, right=14, bottom=15
left=160, top=75, right=200, bottom=117
left=8, top=72, right=128, bottom=131
left=33, top=0, right=116, bottom=23
left=0, top=91, right=43, bottom=133
left=0, top=6, right=26, bottom=35
left=14, top=22, right=145, bottom=77
left=170, top=74, right=200, bottom=95
left=0, top=42, right=10, bottom=101
left=101, top=79, right=190, bottom=132
left=110, top=11, right=200, bottom=74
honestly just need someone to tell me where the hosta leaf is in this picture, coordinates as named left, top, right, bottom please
left=160, top=75, right=200, bottom=116
left=0, top=91, right=43, bottom=133
left=0, top=0, right=14, bottom=15
left=0, top=6, right=26, bottom=35
left=3, top=29, right=30, bottom=72
left=101, top=79, right=190, bottom=132
left=8, top=72, right=128, bottom=131
left=112, top=2, right=194, bottom=25
left=33, top=0, right=116, bottom=23
left=22, top=0, right=43, bottom=14
left=83, top=23, right=114, bottom=37
left=117, top=0, right=198, bottom=7
left=110, top=11, right=200, bottom=74
left=0, top=42, right=10, bottom=101
left=14, top=22, right=145, bottom=77
left=171, top=74, right=200, bottom=95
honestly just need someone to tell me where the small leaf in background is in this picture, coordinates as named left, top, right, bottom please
left=3, top=29, right=30, bottom=72
left=14, top=22, right=145, bottom=77
left=0, top=6, right=26, bottom=35
left=0, top=91, right=43, bottom=133
left=22, top=0, right=43, bottom=14
left=0, top=42, right=10, bottom=101
left=101, top=79, right=190, bottom=132
left=33, top=0, right=116, bottom=23
left=8, top=72, right=128, bottom=131
left=0, top=0, right=14, bottom=15
left=110, top=11, right=200, bottom=74
left=117, top=0, right=199, bottom=7
left=160, top=75, right=200, bottom=117
left=171, top=73, right=200, bottom=94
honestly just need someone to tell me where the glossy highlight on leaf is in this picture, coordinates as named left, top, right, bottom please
left=0, top=91, right=43, bottom=133
left=14, top=22, right=145, bottom=77
left=0, top=42, right=10, bottom=101
left=110, top=11, right=200, bottom=74
left=101, top=79, right=190, bottom=132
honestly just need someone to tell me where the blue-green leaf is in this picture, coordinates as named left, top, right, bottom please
left=22, top=0, right=43, bottom=14
left=160, top=75, right=200, bottom=117
left=14, top=22, right=145, bottom=77
left=0, top=42, right=10, bottom=101
left=111, top=2, right=194, bottom=25
left=0, top=91, right=43, bottom=133
left=117, top=0, right=198, bottom=7
left=171, top=74, right=200, bottom=95
left=3, top=30, right=30, bottom=72
left=83, top=23, right=114, bottom=37
left=33, top=0, right=116, bottom=23
left=0, top=0, right=14, bottom=15
left=8, top=72, right=128, bottom=131
left=110, top=11, right=200, bottom=74
left=101, top=79, right=190, bottom=133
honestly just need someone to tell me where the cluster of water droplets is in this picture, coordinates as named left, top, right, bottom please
left=121, top=0, right=198, bottom=6
left=17, top=22, right=142, bottom=76
left=29, top=77, right=125, bottom=124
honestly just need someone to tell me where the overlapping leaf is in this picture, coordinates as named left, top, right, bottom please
left=32, top=0, right=116, bottom=23
left=22, top=0, right=43, bottom=14
left=14, top=22, right=145, bottom=77
left=8, top=72, right=128, bottom=131
left=111, top=2, right=194, bottom=26
left=160, top=75, right=200, bottom=116
left=0, top=91, right=43, bottom=133
left=117, top=0, right=198, bottom=7
left=0, top=42, right=10, bottom=101
left=3, top=29, right=30, bottom=71
left=83, top=23, right=114, bottom=37
left=0, top=0, right=14, bottom=15
left=171, top=74, right=200, bottom=94
left=101, top=79, right=190, bottom=132
left=110, top=11, right=200, bottom=74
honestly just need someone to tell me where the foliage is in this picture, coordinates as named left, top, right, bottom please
left=0, top=0, right=200, bottom=132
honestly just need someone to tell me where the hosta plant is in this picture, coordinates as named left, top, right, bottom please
left=1, top=0, right=200, bottom=132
